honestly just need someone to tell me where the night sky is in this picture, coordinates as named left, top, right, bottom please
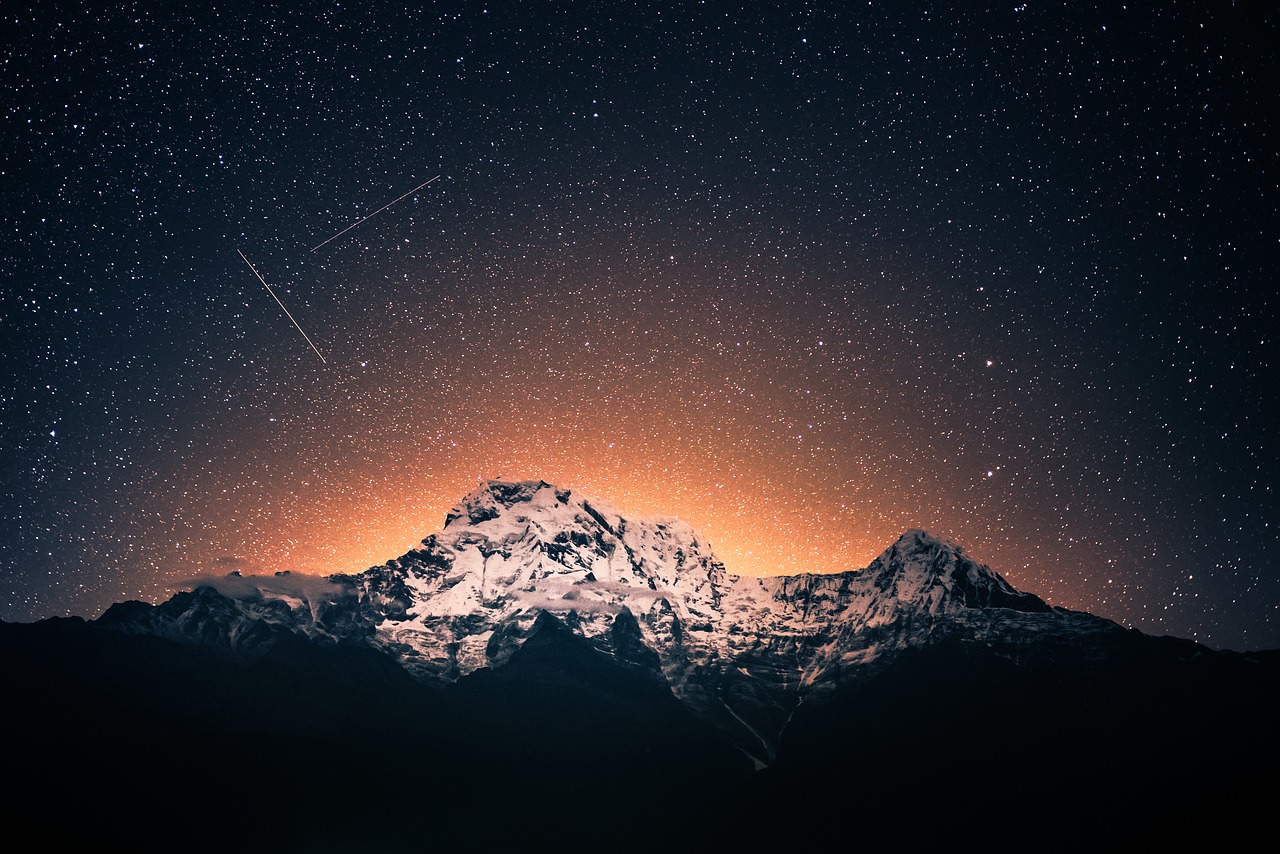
left=3, top=1, right=1276, bottom=651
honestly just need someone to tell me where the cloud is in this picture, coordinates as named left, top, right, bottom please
left=176, top=570, right=356, bottom=604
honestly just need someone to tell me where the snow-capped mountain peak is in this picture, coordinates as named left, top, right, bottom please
left=344, top=480, right=731, bottom=680
left=93, top=480, right=1126, bottom=766
left=428, top=479, right=720, bottom=591
left=862, top=527, right=1051, bottom=615
left=444, top=479, right=578, bottom=528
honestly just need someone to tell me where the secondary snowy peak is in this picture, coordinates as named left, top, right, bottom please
left=860, top=528, right=1052, bottom=620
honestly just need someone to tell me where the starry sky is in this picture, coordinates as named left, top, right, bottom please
left=3, top=1, right=1276, bottom=650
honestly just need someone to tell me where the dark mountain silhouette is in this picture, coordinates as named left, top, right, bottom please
left=4, top=481, right=1276, bottom=850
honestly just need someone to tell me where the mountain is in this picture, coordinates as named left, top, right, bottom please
left=4, top=480, right=1277, bottom=850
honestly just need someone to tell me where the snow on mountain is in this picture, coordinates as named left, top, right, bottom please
left=99, top=479, right=1126, bottom=764
left=344, top=479, right=732, bottom=681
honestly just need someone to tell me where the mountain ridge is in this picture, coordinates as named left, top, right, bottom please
left=5, top=479, right=1276, bottom=850
left=90, top=479, right=1155, bottom=763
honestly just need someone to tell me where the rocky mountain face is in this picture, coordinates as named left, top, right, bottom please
left=6, top=479, right=1278, bottom=850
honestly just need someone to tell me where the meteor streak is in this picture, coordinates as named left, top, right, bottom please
left=310, top=175, right=440, bottom=252
left=237, top=249, right=327, bottom=364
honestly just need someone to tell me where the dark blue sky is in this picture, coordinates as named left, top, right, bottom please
left=3, top=1, right=1275, bottom=650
